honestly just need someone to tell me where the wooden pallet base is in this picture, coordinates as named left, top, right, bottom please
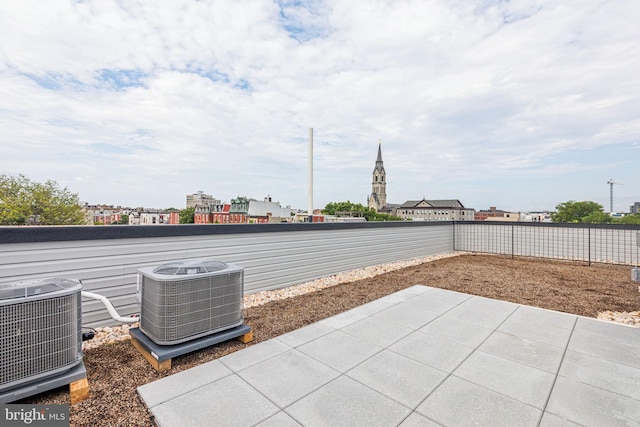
left=131, top=337, right=172, bottom=372
left=237, top=330, right=254, bottom=344
left=70, top=377, right=90, bottom=404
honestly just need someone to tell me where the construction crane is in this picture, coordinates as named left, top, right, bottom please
left=607, top=179, right=623, bottom=213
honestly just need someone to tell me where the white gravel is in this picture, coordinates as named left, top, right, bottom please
left=596, top=310, right=640, bottom=327
left=243, top=252, right=465, bottom=308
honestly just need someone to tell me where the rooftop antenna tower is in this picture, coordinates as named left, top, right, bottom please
left=606, top=179, right=623, bottom=213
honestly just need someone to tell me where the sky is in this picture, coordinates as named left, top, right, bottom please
left=1, top=0, right=639, bottom=213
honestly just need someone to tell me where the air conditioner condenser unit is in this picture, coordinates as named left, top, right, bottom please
left=137, top=259, right=244, bottom=345
left=0, top=278, right=83, bottom=397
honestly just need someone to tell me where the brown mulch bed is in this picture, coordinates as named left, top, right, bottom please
left=23, top=254, right=640, bottom=426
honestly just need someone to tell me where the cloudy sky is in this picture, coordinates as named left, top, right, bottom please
left=1, top=0, right=639, bottom=213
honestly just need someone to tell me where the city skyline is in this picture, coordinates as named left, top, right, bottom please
left=1, top=1, right=639, bottom=212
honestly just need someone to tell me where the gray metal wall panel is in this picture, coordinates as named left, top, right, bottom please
left=0, top=223, right=453, bottom=328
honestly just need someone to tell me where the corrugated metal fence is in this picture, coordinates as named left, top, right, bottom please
left=0, top=222, right=452, bottom=327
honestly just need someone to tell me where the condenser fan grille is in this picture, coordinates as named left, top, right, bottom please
left=1, top=293, right=81, bottom=390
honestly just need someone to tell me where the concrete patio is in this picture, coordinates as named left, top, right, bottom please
left=138, top=285, right=640, bottom=426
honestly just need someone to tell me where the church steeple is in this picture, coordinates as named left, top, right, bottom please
left=374, top=139, right=385, bottom=174
left=368, top=139, right=387, bottom=211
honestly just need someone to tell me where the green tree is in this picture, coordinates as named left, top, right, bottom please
left=613, top=213, right=640, bottom=224
left=112, top=214, right=129, bottom=225
left=179, top=207, right=195, bottom=224
left=0, top=174, right=31, bottom=224
left=0, top=174, right=85, bottom=225
left=369, top=211, right=403, bottom=221
left=551, top=201, right=607, bottom=223
left=581, top=211, right=612, bottom=224
left=322, top=201, right=368, bottom=215
left=322, top=201, right=403, bottom=222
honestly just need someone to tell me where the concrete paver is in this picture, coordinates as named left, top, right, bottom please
left=346, top=350, right=447, bottom=408
left=478, top=331, right=565, bottom=373
left=286, top=376, right=411, bottom=427
left=237, top=349, right=339, bottom=408
left=452, top=350, right=555, bottom=409
left=297, top=330, right=382, bottom=373
left=389, top=330, right=476, bottom=372
left=417, top=375, right=542, bottom=427
left=138, top=285, right=640, bottom=426
left=218, top=338, right=291, bottom=372
left=545, top=376, right=640, bottom=427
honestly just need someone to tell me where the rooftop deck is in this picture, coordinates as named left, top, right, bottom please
left=138, top=285, right=640, bottom=427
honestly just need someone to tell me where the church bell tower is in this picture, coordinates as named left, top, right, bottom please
left=368, top=140, right=387, bottom=211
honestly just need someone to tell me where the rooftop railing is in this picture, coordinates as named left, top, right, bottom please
left=454, top=222, right=640, bottom=266
left=1, top=221, right=638, bottom=327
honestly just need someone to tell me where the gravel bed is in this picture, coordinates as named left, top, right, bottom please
left=23, top=253, right=640, bottom=426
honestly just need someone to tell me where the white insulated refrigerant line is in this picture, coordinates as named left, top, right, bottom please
left=81, top=290, right=139, bottom=323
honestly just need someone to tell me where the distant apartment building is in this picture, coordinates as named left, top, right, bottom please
left=396, top=199, right=474, bottom=221
left=186, top=191, right=220, bottom=208
left=249, top=195, right=293, bottom=222
left=475, top=207, right=519, bottom=221
left=141, top=211, right=171, bottom=225
left=521, top=212, right=552, bottom=222
left=129, top=210, right=173, bottom=225
left=229, top=196, right=293, bottom=224
left=631, top=202, right=640, bottom=214
left=83, top=204, right=128, bottom=225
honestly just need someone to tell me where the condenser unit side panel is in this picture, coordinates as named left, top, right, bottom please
left=209, top=271, right=244, bottom=332
left=0, top=291, right=82, bottom=392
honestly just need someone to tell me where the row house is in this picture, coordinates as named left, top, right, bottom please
left=229, top=197, right=250, bottom=224
left=194, top=204, right=232, bottom=224
left=228, top=196, right=293, bottom=224
left=129, top=210, right=179, bottom=225
left=248, top=196, right=293, bottom=223
left=83, top=204, right=127, bottom=225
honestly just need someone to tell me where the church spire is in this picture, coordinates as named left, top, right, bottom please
left=368, top=139, right=387, bottom=211
left=373, top=139, right=385, bottom=174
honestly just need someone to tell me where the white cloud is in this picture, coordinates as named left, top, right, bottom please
left=1, top=0, right=639, bottom=212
